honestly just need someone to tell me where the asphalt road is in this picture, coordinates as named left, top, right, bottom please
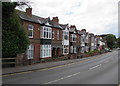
left=2, top=50, right=119, bottom=84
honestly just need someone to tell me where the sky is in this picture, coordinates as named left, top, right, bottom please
left=13, top=0, right=119, bottom=37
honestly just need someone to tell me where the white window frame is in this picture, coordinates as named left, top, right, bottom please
left=27, top=44, right=34, bottom=59
left=63, top=31, right=69, bottom=40
left=71, top=46, right=76, bottom=53
left=41, top=26, right=52, bottom=39
left=63, top=45, right=69, bottom=54
left=81, top=47, right=84, bottom=53
left=40, top=45, right=51, bottom=58
left=28, top=25, right=34, bottom=38
left=71, top=34, right=76, bottom=42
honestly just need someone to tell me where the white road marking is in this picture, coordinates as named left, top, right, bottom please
left=89, top=64, right=101, bottom=70
left=44, top=72, right=81, bottom=84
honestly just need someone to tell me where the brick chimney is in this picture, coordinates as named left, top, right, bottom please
left=70, top=25, right=76, bottom=29
left=52, top=17, right=59, bottom=23
left=81, top=29, right=86, bottom=32
left=26, top=8, right=32, bottom=16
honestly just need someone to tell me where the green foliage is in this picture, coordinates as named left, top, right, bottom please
left=2, top=2, right=17, bottom=18
left=117, top=37, right=120, bottom=48
left=2, top=2, right=29, bottom=58
left=105, top=34, right=116, bottom=49
left=86, top=49, right=100, bottom=56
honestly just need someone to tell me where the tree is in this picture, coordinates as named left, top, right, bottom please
left=117, top=37, right=120, bottom=48
left=2, top=2, right=29, bottom=58
left=105, top=34, right=116, bottom=49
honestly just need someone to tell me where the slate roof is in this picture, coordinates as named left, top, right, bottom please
left=17, top=10, right=70, bottom=30
left=51, top=21, right=63, bottom=29
left=59, top=24, right=69, bottom=30
left=17, top=10, right=52, bottom=27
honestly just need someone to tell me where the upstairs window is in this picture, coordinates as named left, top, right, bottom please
left=63, top=31, right=69, bottom=40
left=28, top=25, right=34, bottom=38
left=81, top=35, right=85, bottom=43
left=71, top=34, right=76, bottom=42
left=41, top=26, right=52, bottom=39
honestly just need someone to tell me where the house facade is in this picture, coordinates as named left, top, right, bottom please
left=17, top=8, right=42, bottom=64
left=40, top=18, right=52, bottom=59
left=89, top=33, right=96, bottom=51
left=51, top=17, right=63, bottom=58
left=80, top=29, right=86, bottom=53
left=84, top=32, right=90, bottom=53
left=76, top=30, right=81, bottom=54
left=17, top=8, right=53, bottom=64
left=69, top=25, right=77, bottom=59
left=60, top=24, right=69, bottom=56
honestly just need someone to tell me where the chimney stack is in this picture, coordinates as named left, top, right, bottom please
left=70, top=25, right=76, bottom=28
left=52, top=16, right=59, bottom=23
left=81, top=29, right=86, bottom=32
left=26, top=8, right=32, bottom=16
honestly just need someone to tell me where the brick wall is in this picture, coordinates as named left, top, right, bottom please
left=22, top=21, right=40, bottom=39
left=22, top=20, right=41, bottom=63
left=76, top=33, right=80, bottom=44
left=34, top=43, right=40, bottom=61
left=52, top=28, right=62, bottom=41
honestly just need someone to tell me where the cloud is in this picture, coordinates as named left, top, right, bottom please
left=14, top=0, right=119, bottom=37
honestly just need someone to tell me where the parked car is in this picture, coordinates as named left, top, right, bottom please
left=105, top=48, right=112, bottom=52
left=108, top=49, right=112, bottom=52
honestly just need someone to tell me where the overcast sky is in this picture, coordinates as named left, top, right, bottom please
left=13, top=0, right=119, bottom=37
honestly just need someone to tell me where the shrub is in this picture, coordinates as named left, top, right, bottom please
left=2, top=2, right=29, bottom=58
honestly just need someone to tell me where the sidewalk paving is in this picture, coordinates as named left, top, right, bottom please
left=2, top=53, right=108, bottom=75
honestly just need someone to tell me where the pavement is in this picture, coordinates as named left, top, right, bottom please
left=2, top=50, right=118, bottom=84
left=2, top=52, right=107, bottom=75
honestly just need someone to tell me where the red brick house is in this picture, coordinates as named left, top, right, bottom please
left=89, top=33, right=95, bottom=51
left=51, top=17, right=63, bottom=58
left=17, top=8, right=42, bottom=64
left=17, top=8, right=53, bottom=64
left=76, top=30, right=81, bottom=54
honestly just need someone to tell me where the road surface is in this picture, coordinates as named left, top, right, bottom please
left=2, top=50, right=118, bottom=84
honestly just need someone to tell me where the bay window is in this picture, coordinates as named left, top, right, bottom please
left=71, top=46, right=76, bottom=53
left=41, top=26, right=52, bottom=39
left=40, top=45, right=51, bottom=58
left=71, top=34, right=76, bottom=42
left=63, top=31, right=69, bottom=40
left=63, top=45, right=69, bottom=54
